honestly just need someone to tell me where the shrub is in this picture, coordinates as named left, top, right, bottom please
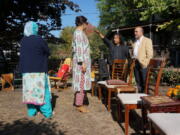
left=161, top=70, right=180, bottom=86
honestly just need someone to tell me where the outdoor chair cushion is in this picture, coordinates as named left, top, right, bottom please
left=148, top=113, right=180, bottom=135
left=117, top=93, right=148, bottom=104
left=97, top=81, right=126, bottom=89
left=106, top=79, right=127, bottom=85
left=117, top=86, right=136, bottom=93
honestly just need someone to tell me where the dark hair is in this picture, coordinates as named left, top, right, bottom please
left=75, top=16, right=88, bottom=26
left=113, top=33, right=124, bottom=45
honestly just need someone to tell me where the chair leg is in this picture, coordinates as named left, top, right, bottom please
left=98, top=85, right=102, bottom=100
left=54, top=81, right=57, bottom=89
left=107, top=89, right=112, bottom=112
left=9, top=85, right=14, bottom=91
left=1, top=75, right=14, bottom=91
left=125, top=105, right=129, bottom=135
left=54, top=80, right=60, bottom=89
left=1, top=78, right=5, bottom=90
left=8, top=80, right=14, bottom=91
left=63, top=80, right=68, bottom=88
left=142, top=106, right=148, bottom=135
left=91, top=82, right=95, bottom=96
left=150, top=121, right=155, bottom=135
left=117, top=101, right=122, bottom=122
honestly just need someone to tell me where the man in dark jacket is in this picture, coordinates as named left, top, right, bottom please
left=95, top=30, right=129, bottom=65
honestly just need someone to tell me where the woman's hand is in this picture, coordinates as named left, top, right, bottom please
left=82, top=63, right=87, bottom=73
left=94, top=29, right=105, bottom=39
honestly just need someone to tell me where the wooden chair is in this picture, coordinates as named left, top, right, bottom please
left=1, top=73, right=14, bottom=91
left=49, top=70, right=71, bottom=89
left=116, top=59, right=135, bottom=87
left=112, top=59, right=128, bottom=80
left=148, top=113, right=180, bottom=135
left=117, top=58, right=166, bottom=135
left=97, top=59, right=135, bottom=111
left=91, top=63, right=99, bottom=96
left=141, top=95, right=180, bottom=134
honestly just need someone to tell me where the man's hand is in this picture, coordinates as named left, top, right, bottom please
left=82, top=63, right=87, bottom=73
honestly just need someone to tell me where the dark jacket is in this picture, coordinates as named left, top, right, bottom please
left=19, top=35, right=50, bottom=73
left=103, top=37, right=130, bottom=64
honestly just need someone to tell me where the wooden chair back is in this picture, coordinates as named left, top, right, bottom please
left=92, top=63, right=99, bottom=73
left=127, top=59, right=135, bottom=85
left=145, top=58, right=166, bottom=96
left=112, top=59, right=128, bottom=80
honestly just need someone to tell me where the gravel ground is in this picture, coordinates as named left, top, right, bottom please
left=0, top=88, right=124, bottom=135
left=0, top=85, right=168, bottom=135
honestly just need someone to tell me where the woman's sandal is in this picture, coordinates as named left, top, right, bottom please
left=76, top=106, right=89, bottom=113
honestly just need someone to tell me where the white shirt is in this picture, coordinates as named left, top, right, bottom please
left=133, top=36, right=144, bottom=58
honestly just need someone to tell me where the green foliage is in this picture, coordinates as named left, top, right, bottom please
left=88, top=27, right=108, bottom=59
left=161, top=70, right=180, bottom=86
left=96, top=0, right=180, bottom=30
left=96, top=0, right=142, bottom=28
left=48, top=43, right=62, bottom=59
left=88, top=34, right=101, bottom=59
left=0, top=0, right=80, bottom=48
left=59, top=26, right=75, bottom=56
left=49, top=26, right=75, bottom=59
left=135, top=0, right=180, bottom=30
left=57, top=26, right=108, bottom=60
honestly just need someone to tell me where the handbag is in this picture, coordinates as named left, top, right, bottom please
left=75, top=72, right=85, bottom=106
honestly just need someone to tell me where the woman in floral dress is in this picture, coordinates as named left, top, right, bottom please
left=72, top=16, right=91, bottom=113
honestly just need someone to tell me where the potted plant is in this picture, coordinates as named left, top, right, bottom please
left=166, top=85, right=180, bottom=100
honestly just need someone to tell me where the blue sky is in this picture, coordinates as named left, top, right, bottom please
left=51, top=0, right=100, bottom=37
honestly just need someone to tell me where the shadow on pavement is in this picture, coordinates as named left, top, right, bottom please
left=0, top=118, right=66, bottom=135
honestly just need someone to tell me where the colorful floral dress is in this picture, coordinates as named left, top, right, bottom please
left=22, top=73, right=51, bottom=105
left=72, top=29, right=91, bottom=92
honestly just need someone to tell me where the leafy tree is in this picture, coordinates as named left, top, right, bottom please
left=0, top=0, right=80, bottom=49
left=57, top=26, right=108, bottom=60
left=88, top=27, right=108, bottom=60
left=59, top=26, right=75, bottom=56
left=135, top=0, right=180, bottom=30
left=48, top=43, right=61, bottom=59
left=49, top=23, right=111, bottom=60
left=96, top=0, right=143, bottom=29
left=97, top=0, right=180, bottom=31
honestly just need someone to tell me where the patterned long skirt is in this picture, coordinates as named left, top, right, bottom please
left=22, top=73, right=52, bottom=118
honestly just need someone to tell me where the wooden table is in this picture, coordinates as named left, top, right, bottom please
left=141, top=96, right=180, bottom=134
